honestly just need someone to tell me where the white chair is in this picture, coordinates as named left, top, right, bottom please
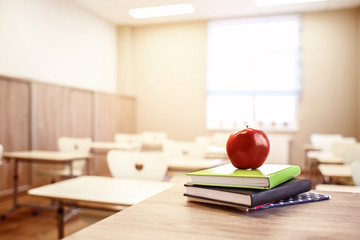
left=212, top=133, right=230, bottom=148
left=37, top=137, right=92, bottom=182
left=187, top=142, right=208, bottom=158
left=191, top=136, right=213, bottom=158
left=351, top=161, right=360, bottom=186
left=310, top=134, right=343, bottom=152
left=163, top=140, right=185, bottom=158
left=107, top=150, right=168, bottom=181
left=331, top=138, right=357, bottom=157
left=0, top=144, right=3, bottom=165
left=114, top=133, right=142, bottom=151
left=79, top=150, right=169, bottom=225
left=140, top=131, right=168, bottom=151
left=195, top=136, right=213, bottom=146
left=340, top=147, right=360, bottom=165
left=114, top=133, right=141, bottom=144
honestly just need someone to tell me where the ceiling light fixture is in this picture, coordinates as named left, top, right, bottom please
left=255, top=0, right=328, bottom=7
left=129, top=3, right=195, bottom=19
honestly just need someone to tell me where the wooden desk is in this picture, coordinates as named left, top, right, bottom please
left=303, top=143, right=321, bottom=172
left=28, top=176, right=175, bottom=239
left=63, top=185, right=360, bottom=240
left=316, top=184, right=360, bottom=193
left=307, top=151, right=343, bottom=164
left=306, top=150, right=343, bottom=184
left=1, top=151, right=91, bottom=219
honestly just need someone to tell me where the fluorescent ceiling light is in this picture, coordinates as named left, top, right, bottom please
left=255, top=0, right=328, bottom=7
left=129, top=3, right=195, bottom=19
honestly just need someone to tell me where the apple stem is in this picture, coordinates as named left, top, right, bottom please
left=246, top=125, right=248, bottom=128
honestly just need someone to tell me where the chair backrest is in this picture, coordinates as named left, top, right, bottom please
left=163, top=140, right=184, bottom=158
left=187, top=142, right=208, bottom=158
left=107, top=150, right=168, bottom=181
left=351, top=161, right=360, bottom=186
left=114, top=133, right=141, bottom=144
left=0, top=144, right=3, bottom=165
left=310, top=134, right=342, bottom=152
left=195, top=136, right=213, bottom=146
left=141, top=131, right=168, bottom=143
left=57, top=137, right=92, bottom=171
left=331, top=139, right=358, bottom=157
left=213, top=133, right=230, bottom=148
left=140, top=131, right=168, bottom=151
left=341, top=147, right=360, bottom=165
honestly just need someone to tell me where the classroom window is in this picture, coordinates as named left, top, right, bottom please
left=206, top=15, right=301, bottom=131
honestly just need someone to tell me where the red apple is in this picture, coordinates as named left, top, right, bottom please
left=226, top=127, right=270, bottom=169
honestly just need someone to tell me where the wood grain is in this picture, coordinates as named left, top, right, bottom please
left=33, top=83, right=93, bottom=150
left=0, top=77, right=30, bottom=196
left=65, top=185, right=360, bottom=240
left=0, top=75, right=137, bottom=195
left=93, top=93, right=136, bottom=175
left=94, top=92, right=136, bottom=142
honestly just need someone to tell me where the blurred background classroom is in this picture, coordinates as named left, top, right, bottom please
left=1, top=0, right=360, bottom=239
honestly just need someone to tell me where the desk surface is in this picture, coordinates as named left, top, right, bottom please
left=3, top=150, right=91, bottom=162
left=307, top=151, right=343, bottom=164
left=64, top=184, right=360, bottom=240
left=28, top=176, right=174, bottom=206
left=318, top=164, right=352, bottom=177
left=91, top=141, right=140, bottom=151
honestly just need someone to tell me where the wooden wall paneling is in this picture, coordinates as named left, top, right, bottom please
left=33, top=83, right=93, bottom=150
left=0, top=77, right=30, bottom=196
left=93, top=93, right=136, bottom=176
left=33, top=83, right=93, bottom=185
left=118, top=96, right=137, bottom=133
left=94, top=93, right=124, bottom=141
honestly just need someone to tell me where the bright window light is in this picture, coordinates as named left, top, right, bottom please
left=129, top=3, right=195, bottom=19
left=255, top=0, right=327, bottom=7
left=206, top=15, right=302, bottom=131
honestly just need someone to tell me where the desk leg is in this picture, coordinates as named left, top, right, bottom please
left=57, top=201, right=65, bottom=239
left=1, top=158, right=19, bottom=220
left=86, top=158, right=90, bottom=175
left=69, top=161, right=73, bottom=178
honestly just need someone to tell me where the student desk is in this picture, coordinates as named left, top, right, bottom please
left=1, top=150, right=91, bottom=219
left=63, top=184, right=360, bottom=240
left=90, top=141, right=140, bottom=152
left=306, top=150, right=343, bottom=183
left=28, top=176, right=175, bottom=239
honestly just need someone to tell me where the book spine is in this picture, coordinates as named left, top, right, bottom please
left=267, top=165, right=301, bottom=189
left=250, top=179, right=311, bottom=207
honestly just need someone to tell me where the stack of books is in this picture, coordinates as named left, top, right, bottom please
left=184, top=163, right=330, bottom=211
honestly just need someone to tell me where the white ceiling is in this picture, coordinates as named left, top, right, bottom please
left=71, top=0, right=360, bottom=26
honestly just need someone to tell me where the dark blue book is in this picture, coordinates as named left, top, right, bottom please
left=185, top=191, right=331, bottom=211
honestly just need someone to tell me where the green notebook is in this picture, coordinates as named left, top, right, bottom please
left=187, top=163, right=301, bottom=189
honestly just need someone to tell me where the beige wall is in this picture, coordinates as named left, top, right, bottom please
left=132, top=21, right=208, bottom=139
left=292, top=8, right=359, bottom=166
left=118, top=8, right=360, bottom=167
